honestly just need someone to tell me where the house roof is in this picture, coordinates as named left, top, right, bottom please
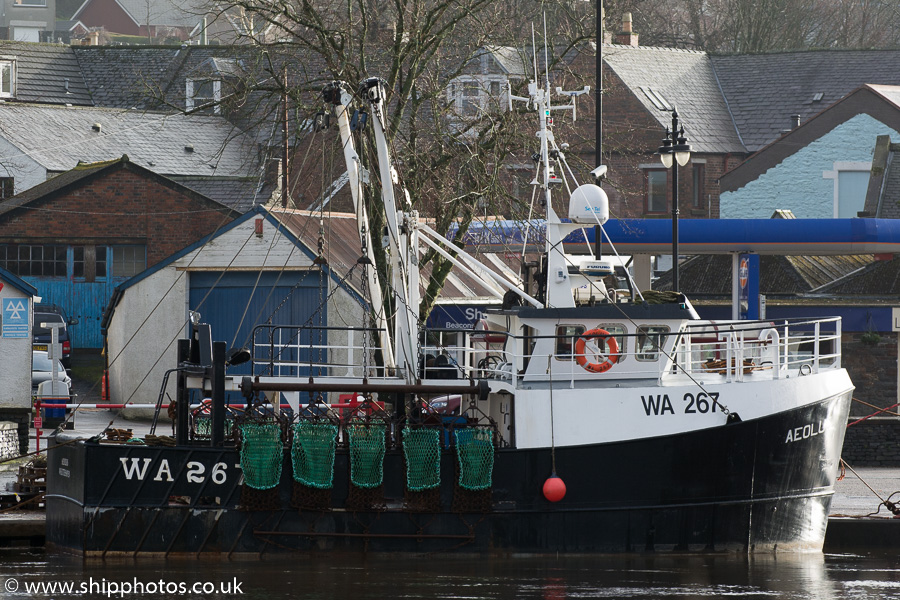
left=0, top=154, right=240, bottom=218
left=484, top=46, right=528, bottom=77
left=864, top=135, right=900, bottom=219
left=0, top=102, right=261, bottom=179
left=655, top=253, right=875, bottom=296
left=602, top=44, right=745, bottom=155
left=72, top=45, right=185, bottom=109
left=0, top=41, right=92, bottom=106
left=0, top=265, right=37, bottom=297
left=719, top=84, right=900, bottom=193
left=171, top=177, right=276, bottom=213
left=818, top=256, right=900, bottom=296
left=710, top=50, right=900, bottom=152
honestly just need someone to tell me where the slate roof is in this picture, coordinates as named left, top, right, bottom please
left=819, top=256, right=900, bottom=296
left=0, top=155, right=238, bottom=217
left=0, top=42, right=92, bottom=106
left=485, top=46, right=528, bottom=77
left=172, top=177, right=277, bottom=213
left=602, top=44, right=745, bottom=155
left=72, top=46, right=184, bottom=109
left=0, top=103, right=260, bottom=178
left=710, top=50, right=900, bottom=152
left=656, top=253, right=874, bottom=295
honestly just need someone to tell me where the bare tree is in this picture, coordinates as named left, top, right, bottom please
left=195, top=0, right=594, bottom=319
left=615, top=0, right=900, bottom=52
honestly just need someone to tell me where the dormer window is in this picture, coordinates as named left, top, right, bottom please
left=186, top=78, right=220, bottom=114
left=447, top=76, right=504, bottom=119
left=0, top=60, right=16, bottom=98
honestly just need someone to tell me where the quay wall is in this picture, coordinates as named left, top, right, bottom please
left=840, top=332, right=900, bottom=466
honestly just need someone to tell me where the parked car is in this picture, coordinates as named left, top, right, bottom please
left=34, top=303, right=78, bottom=327
left=31, top=350, right=72, bottom=394
left=33, top=312, right=74, bottom=368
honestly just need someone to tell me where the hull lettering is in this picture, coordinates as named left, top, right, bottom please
left=785, top=422, right=825, bottom=443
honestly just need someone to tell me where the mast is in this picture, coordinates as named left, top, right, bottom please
left=359, top=78, right=419, bottom=382
left=510, top=39, right=589, bottom=309
left=322, top=82, right=396, bottom=371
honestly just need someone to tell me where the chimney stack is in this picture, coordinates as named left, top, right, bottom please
left=791, top=114, right=801, bottom=129
left=616, top=13, right=639, bottom=46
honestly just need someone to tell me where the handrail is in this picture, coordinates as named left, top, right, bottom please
left=244, top=317, right=843, bottom=389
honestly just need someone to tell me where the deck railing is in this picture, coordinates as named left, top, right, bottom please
left=248, top=317, right=843, bottom=387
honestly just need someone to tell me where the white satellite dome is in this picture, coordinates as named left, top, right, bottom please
left=568, top=184, right=609, bottom=224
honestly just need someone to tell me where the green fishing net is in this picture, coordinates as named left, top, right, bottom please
left=239, top=422, right=283, bottom=490
left=454, top=428, right=494, bottom=491
left=291, top=422, right=338, bottom=489
left=348, top=423, right=386, bottom=488
left=402, top=427, right=441, bottom=491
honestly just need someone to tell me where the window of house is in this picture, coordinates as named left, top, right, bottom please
left=0, top=244, right=65, bottom=276
left=186, top=78, right=221, bottom=113
left=824, top=161, right=870, bottom=218
left=692, top=163, right=705, bottom=209
left=448, top=76, right=505, bottom=119
left=0, top=60, right=15, bottom=98
left=645, top=170, right=667, bottom=213
left=112, top=245, right=146, bottom=277
left=636, top=325, right=670, bottom=361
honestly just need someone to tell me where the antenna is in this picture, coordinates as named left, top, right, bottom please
left=543, top=13, right=551, bottom=92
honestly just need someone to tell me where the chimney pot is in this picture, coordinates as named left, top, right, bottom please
left=184, top=144, right=194, bottom=153
left=791, top=114, right=801, bottom=129
left=92, top=123, right=101, bottom=132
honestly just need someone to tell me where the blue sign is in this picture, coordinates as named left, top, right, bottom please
left=2, top=297, right=29, bottom=338
left=738, top=254, right=760, bottom=320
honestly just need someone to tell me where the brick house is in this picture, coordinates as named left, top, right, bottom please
left=0, top=156, right=239, bottom=348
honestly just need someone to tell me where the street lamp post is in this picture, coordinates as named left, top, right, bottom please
left=658, top=108, right=691, bottom=292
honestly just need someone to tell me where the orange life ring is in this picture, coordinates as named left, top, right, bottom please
left=574, top=329, right=619, bottom=373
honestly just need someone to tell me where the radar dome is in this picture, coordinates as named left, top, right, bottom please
left=568, top=184, right=609, bottom=224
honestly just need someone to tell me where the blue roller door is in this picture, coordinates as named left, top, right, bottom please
left=188, top=271, right=329, bottom=376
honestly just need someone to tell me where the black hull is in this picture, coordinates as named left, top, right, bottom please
left=46, top=391, right=851, bottom=555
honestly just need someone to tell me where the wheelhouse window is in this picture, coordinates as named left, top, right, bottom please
left=555, top=325, right=585, bottom=358
left=556, top=324, right=626, bottom=362
left=112, top=245, right=146, bottom=277
left=645, top=170, right=667, bottom=214
left=636, top=325, right=670, bottom=361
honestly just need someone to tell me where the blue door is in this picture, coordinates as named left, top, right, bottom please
left=188, top=271, right=329, bottom=377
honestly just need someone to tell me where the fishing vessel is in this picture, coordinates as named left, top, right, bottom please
left=46, top=68, right=853, bottom=556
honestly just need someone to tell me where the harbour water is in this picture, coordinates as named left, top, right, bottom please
left=3, top=550, right=900, bottom=599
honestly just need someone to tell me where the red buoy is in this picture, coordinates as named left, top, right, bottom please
left=542, top=474, right=566, bottom=502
